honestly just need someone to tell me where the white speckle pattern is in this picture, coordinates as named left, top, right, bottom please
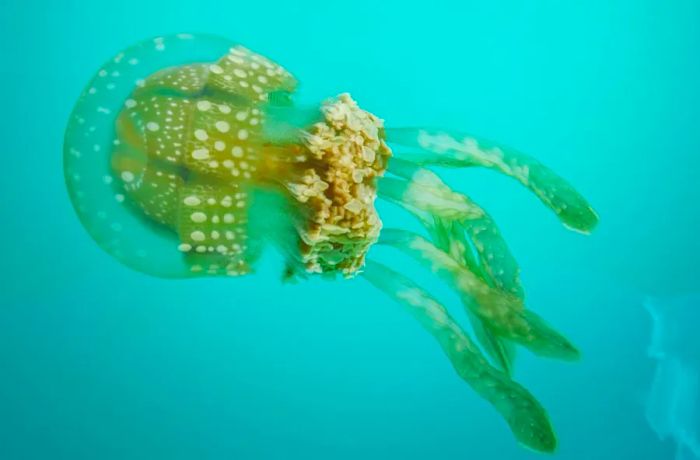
left=184, top=196, right=201, bottom=206
left=190, top=212, right=207, bottom=223
left=65, top=34, right=305, bottom=280
left=192, top=148, right=209, bottom=160
left=215, top=121, right=230, bottom=133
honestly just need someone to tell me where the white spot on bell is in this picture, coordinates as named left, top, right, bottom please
left=184, top=196, right=201, bottom=206
left=192, top=148, right=210, bottom=160
left=191, top=231, right=206, bottom=242
left=215, top=121, right=230, bottom=133
left=190, top=212, right=207, bottom=223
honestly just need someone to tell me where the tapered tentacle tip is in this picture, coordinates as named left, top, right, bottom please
left=515, top=422, right=558, bottom=454
left=505, top=393, right=558, bottom=454
left=554, top=342, right=582, bottom=362
left=529, top=340, right=581, bottom=362
left=518, top=311, right=582, bottom=362
left=560, top=204, right=599, bottom=235
left=533, top=333, right=581, bottom=362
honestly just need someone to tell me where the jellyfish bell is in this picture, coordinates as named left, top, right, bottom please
left=65, top=34, right=240, bottom=277
left=65, top=35, right=390, bottom=279
left=644, top=295, right=700, bottom=460
left=64, top=34, right=598, bottom=453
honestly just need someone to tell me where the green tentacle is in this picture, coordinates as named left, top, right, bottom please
left=378, top=176, right=483, bottom=221
left=382, top=159, right=524, bottom=373
left=429, top=217, right=518, bottom=376
left=362, top=260, right=557, bottom=453
left=378, top=229, right=580, bottom=361
left=386, top=158, right=524, bottom=298
left=385, top=128, right=599, bottom=234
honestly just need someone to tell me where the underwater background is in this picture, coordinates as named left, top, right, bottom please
left=1, top=0, right=699, bottom=458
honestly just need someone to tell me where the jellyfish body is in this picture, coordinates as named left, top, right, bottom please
left=64, top=35, right=598, bottom=453
left=645, top=296, right=700, bottom=460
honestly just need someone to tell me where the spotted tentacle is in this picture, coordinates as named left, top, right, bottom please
left=385, top=128, right=599, bottom=234
left=362, top=260, right=557, bottom=453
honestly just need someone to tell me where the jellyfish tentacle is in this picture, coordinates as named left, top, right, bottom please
left=429, top=217, right=518, bottom=376
left=380, top=159, right=525, bottom=373
left=362, top=260, right=557, bottom=453
left=377, top=176, right=483, bottom=221
left=385, top=158, right=524, bottom=298
left=462, top=214, right=524, bottom=297
left=390, top=204, right=518, bottom=374
left=469, top=309, right=517, bottom=376
left=445, top=217, right=521, bottom=374
left=385, top=128, right=599, bottom=234
left=378, top=229, right=580, bottom=361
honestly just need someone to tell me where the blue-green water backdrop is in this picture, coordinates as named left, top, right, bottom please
left=1, top=1, right=699, bottom=459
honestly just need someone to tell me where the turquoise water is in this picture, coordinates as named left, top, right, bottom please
left=1, top=1, right=699, bottom=458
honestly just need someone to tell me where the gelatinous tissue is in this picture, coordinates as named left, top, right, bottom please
left=63, top=34, right=599, bottom=452
left=645, top=295, right=700, bottom=460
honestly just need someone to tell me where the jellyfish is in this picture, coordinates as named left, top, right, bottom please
left=64, top=34, right=598, bottom=453
left=645, top=295, right=700, bottom=460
